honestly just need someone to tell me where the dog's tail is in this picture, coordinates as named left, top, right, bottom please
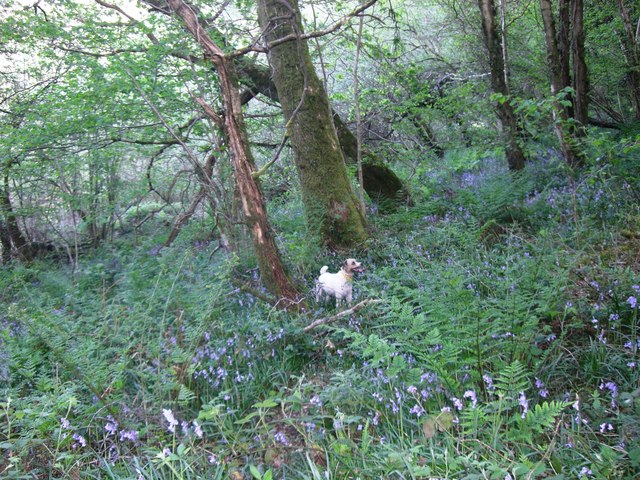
left=320, top=266, right=328, bottom=274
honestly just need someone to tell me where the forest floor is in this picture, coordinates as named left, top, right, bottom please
left=1, top=144, right=640, bottom=479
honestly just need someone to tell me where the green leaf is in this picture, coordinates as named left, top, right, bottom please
left=249, top=464, right=262, bottom=480
left=253, top=399, right=279, bottom=408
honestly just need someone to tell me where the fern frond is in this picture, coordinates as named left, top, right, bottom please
left=495, top=360, right=529, bottom=397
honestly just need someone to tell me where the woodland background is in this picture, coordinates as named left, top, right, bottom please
left=1, top=0, right=640, bottom=478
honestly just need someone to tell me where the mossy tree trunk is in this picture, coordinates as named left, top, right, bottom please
left=166, top=0, right=301, bottom=307
left=256, top=0, right=367, bottom=248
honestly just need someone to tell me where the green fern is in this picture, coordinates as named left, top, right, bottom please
left=494, top=360, right=529, bottom=398
left=524, top=400, right=568, bottom=433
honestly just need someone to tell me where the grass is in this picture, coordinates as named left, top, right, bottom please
left=1, top=143, right=640, bottom=479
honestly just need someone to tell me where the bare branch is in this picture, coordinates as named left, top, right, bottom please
left=229, top=0, right=379, bottom=58
left=303, top=298, right=382, bottom=332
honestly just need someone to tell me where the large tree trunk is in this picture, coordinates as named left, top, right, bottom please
left=539, top=0, right=585, bottom=167
left=0, top=221, right=12, bottom=263
left=477, top=0, right=526, bottom=171
left=256, top=0, right=367, bottom=247
left=166, top=0, right=301, bottom=307
left=618, top=0, right=640, bottom=119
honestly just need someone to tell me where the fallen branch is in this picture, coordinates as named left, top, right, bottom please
left=304, top=298, right=382, bottom=332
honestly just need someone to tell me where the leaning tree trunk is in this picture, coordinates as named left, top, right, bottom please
left=477, top=0, right=526, bottom=171
left=539, top=0, right=585, bottom=167
left=256, top=0, right=368, bottom=248
left=166, top=0, right=301, bottom=307
left=618, top=0, right=640, bottom=119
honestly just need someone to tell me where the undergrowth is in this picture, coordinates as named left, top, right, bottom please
left=2, top=143, right=640, bottom=479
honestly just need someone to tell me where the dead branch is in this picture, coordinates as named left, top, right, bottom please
left=304, top=298, right=382, bottom=332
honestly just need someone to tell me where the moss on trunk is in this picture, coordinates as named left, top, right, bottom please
left=257, top=0, right=367, bottom=248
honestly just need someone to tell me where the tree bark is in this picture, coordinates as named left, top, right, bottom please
left=539, top=0, right=585, bottom=167
left=477, top=0, right=526, bottom=170
left=571, top=0, right=588, bottom=128
left=166, top=0, right=301, bottom=307
left=256, top=0, right=367, bottom=248
left=0, top=221, right=12, bottom=263
left=1, top=175, right=32, bottom=261
left=618, top=0, right=640, bottom=119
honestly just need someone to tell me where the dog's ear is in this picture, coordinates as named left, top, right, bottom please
left=342, top=260, right=349, bottom=269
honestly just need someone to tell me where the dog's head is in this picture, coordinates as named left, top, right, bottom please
left=342, top=258, right=364, bottom=275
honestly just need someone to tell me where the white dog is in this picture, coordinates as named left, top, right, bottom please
left=315, top=258, right=364, bottom=306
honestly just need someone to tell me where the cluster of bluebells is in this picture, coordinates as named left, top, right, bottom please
left=191, top=328, right=285, bottom=390
left=60, top=417, right=87, bottom=450
left=599, top=381, right=619, bottom=409
left=161, top=409, right=203, bottom=438
left=104, top=415, right=140, bottom=444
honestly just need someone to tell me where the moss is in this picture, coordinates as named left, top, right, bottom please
left=257, top=0, right=367, bottom=248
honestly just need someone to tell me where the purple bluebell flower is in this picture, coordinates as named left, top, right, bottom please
left=60, top=418, right=71, bottom=430
left=452, top=397, right=463, bottom=411
left=627, top=296, right=637, bottom=309
left=72, top=433, right=86, bottom=448
left=599, top=381, right=618, bottom=408
left=162, top=409, right=178, bottom=433
left=518, top=391, right=529, bottom=418
left=579, top=466, right=592, bottom=477
left=463, top=390, right=477, bottom=408
left=105, top=416, right=118, bottom=435
left=371, top=411, right=380, bottom=425
left=193, top=421, right=203, bottom=438
left=483, top=374, right=495, bottom=391
left=410, top=404, right=426, bottom=417
left=407, top=385, right=418, bottom=394
left=274, top=430, right=290, bottom=446
left=599, top=422, right=613, bottom=433
left=310, top=395, right=323, bottom=407
left=119, top=430, right=139, bottom=443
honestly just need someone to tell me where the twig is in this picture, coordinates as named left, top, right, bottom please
left=304, top=298, right=382, bottom=332
left=229, top=0, right=379, bottom=58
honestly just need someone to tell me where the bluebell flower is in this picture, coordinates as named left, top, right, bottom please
left=162, top=409, right=178, bottom=433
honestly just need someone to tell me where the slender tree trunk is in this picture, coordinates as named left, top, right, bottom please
left=618, top=0, right=640, bottom=119
left=539, top=0, right=585, bottom=167
left=256, top=0, right=367, bottom=247
left=571, top=0, right=588, bottom=129
left=558, top=0, right=573, bottom=117
left=1, top=175, right=32, bottom=261
left=166, top=0, right=301, bottom=307
left=477, top=0, right=526, bottom=170
left=499, top=0, right=510, bottom=89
